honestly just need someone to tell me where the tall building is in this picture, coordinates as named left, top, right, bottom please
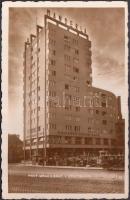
left=23, top=10, right=124, bottom=161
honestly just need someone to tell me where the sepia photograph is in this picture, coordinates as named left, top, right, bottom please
left=2, top=1, right=129, bottom=199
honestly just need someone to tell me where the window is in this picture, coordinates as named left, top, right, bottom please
left=64, top=35, right=69, bottom=40
left=49, top=28, right=56, bottom=37
left=49, top=123, right=56, bottom=129
left=102, top=120, right=107, bottom=125
left=74, top=126, right=80, bottom=132
left=73, top=58, right=79, bottom=64
left=88, top=109, right=94, bottom=115
left=101, top=93, right=106, bottom=98
left=88, top=118, right=94, bottom=124
left=111, top=139, right=116, bottom=146
left=64, top=35, right=70, bottom=44
left=65, top=105, right=72, bottom=111
left=85, top=137, right=92, bottom=145
left=31, top=61, right=35, bottom=68
left=75, top=137, right=81, bottom=144
left=49, top=91, right=56, bottom=97
left=65, top=98, right=71, bottom=106
left=50, top=113, right=56, bottom=119
left=73, top=76, right=79, bottom=81
left=64, top=54, right=71, bottom=61
left=31, top=128, right=36, bottom=133
left=65, top=64, right=71, bottom=73
left=50, top=50, right=56, bottom=56
left=88, top=127, right=91, bottom=133
left=96, top=138, right=101, bottom=145
left=75, top=49, right=79, bottom=55
left=49, top=80, right=56, bottom=87
left=49, top=39, right=56, bottom=46
left=96, top=110, right=99, bottom=114
left=102, top=111, right=106, bottom=116
left=38, top=126, right=41, bottom=131
left=65, top=136, right=72, bottom=144
left=86, top=80, right=91, bottom=86
left=49, top=101, right=56, bottom=108
left=73, top=67, right=79, bottom=73
left=65, top=94, right=71, bottom=101
left=66, top=125, right=72, bottom=131
left=104, top=138, right=109, bottom=145
left=64, top=44, right=70, bottom=51
left=65, top=115, right=72, bottom=121
left=74, top=117, right=80, bottom=122
left=73, top=96, right=80, bottom=106
left=73, top=86, right=79, bottom=92
left=50, top=59, right=56, bottom=66
left=51, top=70, right=56, bottom=76
left=75, top=106, right=80, bottom=112
left=102, top=102, right=106, bottom=108
left=102, top=129, right=107, bottom=134
left=73, top=39, right=78, bottom=45
left=65, top=84, right=69, bottom=90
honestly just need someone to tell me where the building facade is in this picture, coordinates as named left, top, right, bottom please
left=23, top=11, right=124, bottom=161
left=8, top=134, right=23, bottom=163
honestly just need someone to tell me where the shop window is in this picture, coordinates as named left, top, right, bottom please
left=75, top=137, right=81, bottom=144
left=96, top=138, right=101, bottom=145
left=85, top=137, right=92, bottom=145
left=111, top=139, right=116, bottom=146
left=104, top=138, right=109, bottom=145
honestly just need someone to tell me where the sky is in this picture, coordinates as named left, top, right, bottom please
left=8, top=7, right=126, bottom=139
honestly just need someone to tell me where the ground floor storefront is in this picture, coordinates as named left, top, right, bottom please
left=24, top=147, right=124, bottom=167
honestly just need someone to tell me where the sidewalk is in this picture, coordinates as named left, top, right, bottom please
left=9, top=163, right=103, bottom=170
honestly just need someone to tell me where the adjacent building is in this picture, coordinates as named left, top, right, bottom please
left=8, top=134, right=23, bottom=163
left=23, top=10, right=124, bottom=161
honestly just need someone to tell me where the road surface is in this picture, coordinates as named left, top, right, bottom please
left=8, top=164, right=124, bottom=193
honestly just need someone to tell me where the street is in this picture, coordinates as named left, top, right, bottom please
left=8, top=164, right=124, bottom=193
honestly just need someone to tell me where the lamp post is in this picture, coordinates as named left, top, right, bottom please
left=43, top=128, right=46, bottom=166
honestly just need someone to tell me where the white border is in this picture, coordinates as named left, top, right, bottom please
left=2, top=1, right=129, bottom=199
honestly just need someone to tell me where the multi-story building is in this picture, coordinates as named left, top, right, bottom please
left=23, top=10, right=124, bottom=161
